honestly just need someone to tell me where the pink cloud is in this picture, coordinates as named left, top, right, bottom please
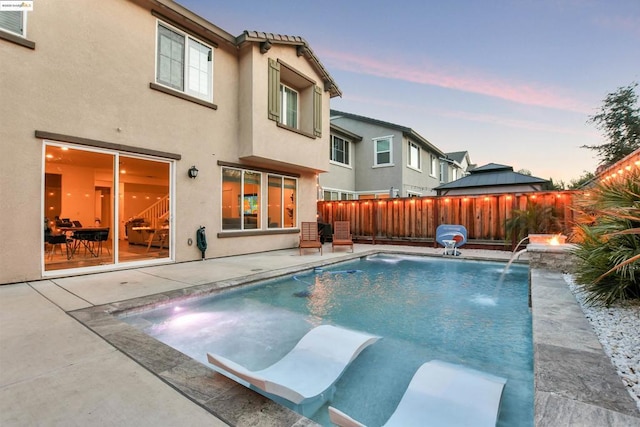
left=594, top=15, right=640, bottom=38
left=338, top=94, right=597, bottom=137
left=320, top=49, right=591, bottom=114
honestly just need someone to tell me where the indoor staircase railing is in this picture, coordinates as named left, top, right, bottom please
left=134, top=195, right=169, bottom=228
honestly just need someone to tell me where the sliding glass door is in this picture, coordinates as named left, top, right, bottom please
left=43, top=143, right=172, bottom=272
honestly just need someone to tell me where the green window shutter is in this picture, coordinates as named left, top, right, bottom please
left=268, top=58, right=281, bottom=121
left=313, top=85, right=322, bottom=137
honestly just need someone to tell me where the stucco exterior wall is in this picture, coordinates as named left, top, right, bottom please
left=330, top=118, right=401, bottom=194
left=320, top=161, right=356, bottom=193
left=238, top=43, right=330, bottom=173
left=401, top=137, right=441, bottom=196
left=0, top=0, right=333, bottom=283
left=329, top=117, right=442, bottom=197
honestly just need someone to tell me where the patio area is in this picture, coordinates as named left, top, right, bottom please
left=1, top=244, right=638, bottom=426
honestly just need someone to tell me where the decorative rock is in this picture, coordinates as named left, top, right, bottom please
left=565, top=274, right=640, bottom=411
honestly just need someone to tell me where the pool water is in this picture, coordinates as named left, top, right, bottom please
left=122, top=254, right=533, bottom=426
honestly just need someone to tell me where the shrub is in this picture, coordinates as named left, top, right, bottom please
left=571, top=169, right=640, bottom=306
left=504, top=200, right=563, bottom=243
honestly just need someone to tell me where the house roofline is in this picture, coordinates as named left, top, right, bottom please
left=238, top=31, right=342, bottom=98
left=330, top=110, right=444, bottom=156
left=330, top=123, right=363, bottom=142
left=135, top=1, right=341, bottom=98
left=140, top=0, right=237, bottom=46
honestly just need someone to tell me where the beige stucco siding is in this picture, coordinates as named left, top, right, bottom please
left=0, top=0, right=334, bottom=283
left=238, top=43, right=330, bottom=173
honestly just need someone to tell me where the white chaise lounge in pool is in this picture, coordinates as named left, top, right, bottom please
left=206, top=324, right=380, bottom=415
left=328, top=360, right=507, bottom=427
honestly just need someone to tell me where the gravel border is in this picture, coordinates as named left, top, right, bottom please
left=564, top=274, right=640, bottom=411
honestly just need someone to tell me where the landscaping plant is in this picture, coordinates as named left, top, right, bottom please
left=571, top=169, right=640, bottom=306
left=504, top=200, right=563, bottom=243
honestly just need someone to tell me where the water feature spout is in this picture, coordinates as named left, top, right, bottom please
left=489, top=247, right=529, bottom=304
left=504, top=248, right=528, bottom=275
left=514, top=236, right=530, bottom=251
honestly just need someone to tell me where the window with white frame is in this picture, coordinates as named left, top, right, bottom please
left=222, top=167, right=297, bottom=231
left=0, top=11, right=25, bottom=36
left=323, top=190, right=355, bottom=201
left=280, top=84, right=298, bottom=128
left=268, top=58, right=323, bottom=137
left=267, top=174, right=297, bottom=228
left=440, top=162, right=446, bottom=183
left=156, top=22, right=213, bottom=102
left=331, top=135, right=350, bottom=165
left=408, top=141, right=421, bottom=170
left=374, top=137, right=392, bottom=166
left=430, top=154, right=437, bottom=177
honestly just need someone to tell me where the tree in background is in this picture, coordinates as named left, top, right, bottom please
left=568, top=171, right=595, bottom=189
left=583, top=82, right=640, bottom=167
left=543, top=178, right=565, bottom=190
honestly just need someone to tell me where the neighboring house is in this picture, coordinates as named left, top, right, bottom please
left=0, top=0, right=340, bottom=283
left=321, top=123, right=363, bottom=200
left=442, top=151, right=474, bottom=183
left=323, top=110, right=446, bottom=199
left=434, top=163, right=549, bottom=196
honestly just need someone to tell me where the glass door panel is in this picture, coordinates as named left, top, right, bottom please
left=44, top=145, right=115, bottom=271
left=119, top=156, right=170, bottom=262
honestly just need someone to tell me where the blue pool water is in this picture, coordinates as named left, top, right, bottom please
left=122, top=254, right=533, bottom=426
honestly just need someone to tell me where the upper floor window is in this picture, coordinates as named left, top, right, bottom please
left=430, top=154, right=437, bottom=177
left=0, top=11, right=25, bottom=37
left=156, top=22, right=213, bottom=102
left=439, top=162, right=446, bottom=183
left=331, top=135, right=350, bottom=166
left=268, top=58, right=322, bottom=137
left=452, top=168, right=458, bottom=181
left=408, top=141, right=421, bottom=170
left=373, top=136, right=392, bottom=166
left=280, top=84, right=298, bottom=128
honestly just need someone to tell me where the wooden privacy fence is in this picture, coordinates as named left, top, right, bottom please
left=317, top=191, right=579, bottom=249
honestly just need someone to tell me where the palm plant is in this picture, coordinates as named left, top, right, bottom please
left=504, top=200, right=563, bottom=243
left=571, top=169, right=640, bottom=306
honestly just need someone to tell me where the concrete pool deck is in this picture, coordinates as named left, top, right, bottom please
left=1, top=244, right=638, bottom=426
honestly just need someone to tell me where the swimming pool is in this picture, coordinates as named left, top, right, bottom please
left=122, top=254, right=532, bottom=426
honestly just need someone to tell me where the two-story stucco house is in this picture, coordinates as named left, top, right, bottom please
left=321, top=110, right=447, bottom=199
left=0, top=0, right=341, bottom=283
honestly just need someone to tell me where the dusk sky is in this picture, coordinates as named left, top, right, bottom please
left=177, top=0, right=640, bottom=185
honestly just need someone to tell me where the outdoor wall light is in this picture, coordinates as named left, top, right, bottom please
left=188, top=166, right=199, bottom=179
